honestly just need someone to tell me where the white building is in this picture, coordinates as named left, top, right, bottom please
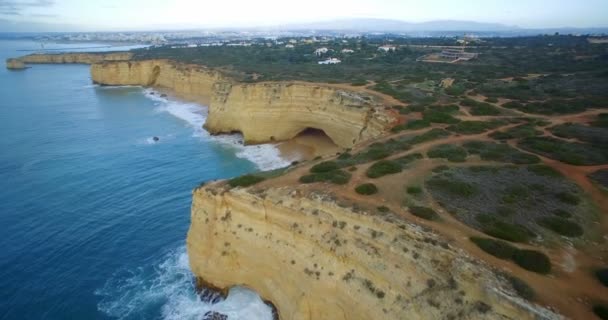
left=378, top=45, right=396, bottom=52
left=314, top=47, right=329, bottom=56
left=318, top=58, right=341, bottom=65
left=341, top=49, right=354, bottom=54
left=285, top=44, right=295, bottom=49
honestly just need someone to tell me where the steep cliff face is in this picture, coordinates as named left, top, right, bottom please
left=15, top=52, right=133, bottom=65
left=91, top=60, right=224, bottom=105
left=5, top=58, right=26, bottom=69
left=91, top=60, right=391, bottom=147
left=206, top=82, right=389, bottom=147
left=188, top=185, right=562, bottom=320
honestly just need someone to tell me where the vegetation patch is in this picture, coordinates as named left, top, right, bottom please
left=462, top=99, right=502, bottom=116
left=504, top=274, right=535, bottom=301
left=366, top=160, right=403, bottom=178
left=311, top=161, right=341, bottom=173
left=427, top=144, right=468, bottom=162
left=428, top=166, right=592, bottom=243
left=512, top=249, right=552, bottom=274
left=355, top=183, right=378, bottom=195
left=228, top=175, right=266, bottom=187
left=588, top=169, right=608, bottom=189
left=471, top=237, right=551, bottom=274
left=464, top=141, right=540, bottom=164
left=550, top=123, right=608, bottom=146
left=409, top=206, right=440, bottom=221
left=518, top=136, right=608, bottom=165
left=447, top=120, right=505, bottom=134
left=594, top=304, right=608, bottom=320
left=596, top=268, right=608, bottom=287
left=527, top=164, right=562, bottom=177
left=422, top=109, right=460, bottom=124
left=490, top=124, right=542, bottom=140
left=406, top=186, right=423, bottom=195
left=537, top=217, right=583, bottom=237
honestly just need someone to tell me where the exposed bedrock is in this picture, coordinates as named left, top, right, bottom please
left=187, top=185, right=563, bottom=320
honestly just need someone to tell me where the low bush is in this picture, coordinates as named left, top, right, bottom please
left=537, top=217, right=583, bottom=237
left=470, top=103, right=501, bottom=116
left=355, top=183, right=378, bottom=195
left=596, top=268, right=608, bottom=287
left=366, top=160, right=402, bottom=178
left=505, top=274, right=536, bottom=300
left=512, top=249, right=552, bottom=274
left=464, top=141, right=540, bottom=164
left=427, top=144, right=468, bottom=162
left=447, top=120, right=505, bottom=134
left=406, top=186, right=423, bottom=195
left=593, top=305, right=608, bottom=320
left=555, top=192, right=581, bottom=205
left=409, top=206, right=440, bottom=220
left=482, top=220, right=535, bottom=243
left=527, top=164, right=563, bottom=178
left=228, top=175, right=265, bottom=187
left=311, top=161, right=340, bottom=173
left=519, top=136, right=608, bottom=166
left=485, top=97, right=499, bottom=103
left=471, top=237, right=552, bottom=274
left=471, top=237, right=517, bottom=259
left=422, top=109, right=460, bottom=124
left=427, top=176, right=478, bottom=198
left=552, top=209, right=572, bottom=218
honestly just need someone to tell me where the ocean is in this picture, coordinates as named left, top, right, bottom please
left=0, top=40, right=283, bottom=320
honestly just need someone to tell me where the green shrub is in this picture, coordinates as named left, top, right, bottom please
left=527, top=164, right=563, bottom=178
left=337, top=152, right=352, bottom=160
left=504, top=274, right=536, bottom=301
left=470, top=103, right=501, bottom=116
left=405, top=119, right=431, bottom=130
left=427, top=176, right=478, bottom=198
left=593, top=305, right=608, bottom=320
left=519, top=136, right=608, bottom=166
left=485, top=97, right=499, bottom=103
left=355, top=183, right=378, bottom=195
left=555, top=192, right=580, bottom=205
left=228, top=175, right=265, bottom=187
left=448, top=120, right=504, bottom=134
left=406, top=186, right=423, bottom=195
left=427, top=144, right=468, bottom=162
left=409, top=206, right=440, bottom=220
left=377, top=206, right=390, bottom=213
left=470, top=237, right=517, bottom=259
left=482, top=220, right=535, bottom=243
left=464, top=141, right=540, bottom=164
left=422, top=110, right=460, bottom=124
left=512, top=249, right=551, bottom=274
left=596, top=268, right=608, bottom=287
left=537, top=217, right=583, bottom=237
left=552, top=209, right=572, bottom=218
left=366, top=160, right=402, bottom=178
left=311, top=161, right=340, bottom=173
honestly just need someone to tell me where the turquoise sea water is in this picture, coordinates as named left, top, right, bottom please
left=0, top=40, right=281, bottom=320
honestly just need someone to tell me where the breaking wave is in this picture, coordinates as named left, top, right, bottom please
left=143, top=89, right=290, bottom=171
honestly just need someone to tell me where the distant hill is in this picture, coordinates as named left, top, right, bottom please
left=283, top=18, right=519, bottom=32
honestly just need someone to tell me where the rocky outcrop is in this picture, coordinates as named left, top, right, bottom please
left=13, top=52, right=133, bottom=65
left=188, top=185, right=562, bottom=320
left=6, top=58, right=26, bottom=69
left=90, top=59, right=391, bottom=147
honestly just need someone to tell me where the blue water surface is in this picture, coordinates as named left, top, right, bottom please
left=0, top=40, right=271, bottom=320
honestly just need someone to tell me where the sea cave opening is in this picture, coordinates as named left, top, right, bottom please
left=278, top=127, right=341, bottom=161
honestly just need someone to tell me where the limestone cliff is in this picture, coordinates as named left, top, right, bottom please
left=188, top=185, right=561, bottom=320
left=13, top=52, right=133, bottom=65
left=90, top=59, right=391, bottom=147
left=6, top=58, right=26, bottom=69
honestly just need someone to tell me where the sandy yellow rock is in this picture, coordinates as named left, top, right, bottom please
left=16, top=52, right=133, bottom=65
left=90, top=59, right=391, bottom=147
left=187, top=185, right=563, bottom=320
left=5, top=58, right=26, bottom=69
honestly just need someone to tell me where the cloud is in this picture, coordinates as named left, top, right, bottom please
left=0, top=0, right=55, bottom=16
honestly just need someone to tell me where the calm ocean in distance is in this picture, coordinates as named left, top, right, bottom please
left=0, top=40, right=281, bottom=320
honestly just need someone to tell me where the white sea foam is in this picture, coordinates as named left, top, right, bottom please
left=143, top=88, right=290, bottom=171
left=96, top=246, right=273, bottom=320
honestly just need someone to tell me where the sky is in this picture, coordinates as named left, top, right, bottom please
left=0, top=0, right=607, bottom=32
